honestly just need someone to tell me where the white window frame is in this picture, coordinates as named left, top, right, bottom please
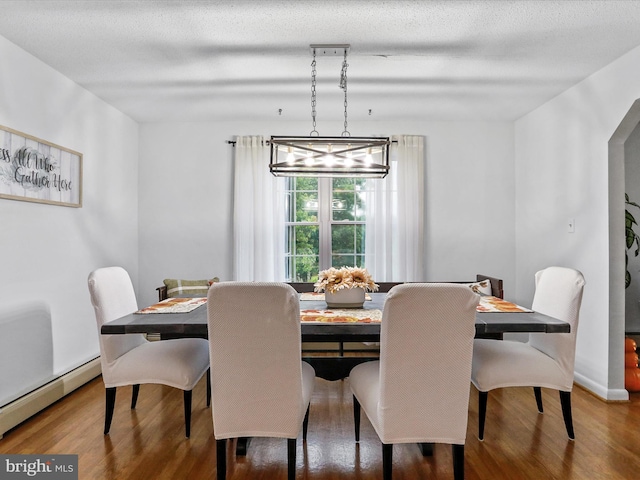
left=284, top=177, right=367, bottom=281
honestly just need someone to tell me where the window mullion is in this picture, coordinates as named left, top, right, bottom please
left=318, top=178, right=332, bottom=270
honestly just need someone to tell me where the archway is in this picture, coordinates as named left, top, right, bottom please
left=608, top=98, right=640, bottom=396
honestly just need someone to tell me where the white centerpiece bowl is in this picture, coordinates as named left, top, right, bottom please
left=325, top=287, right=365, bottom=308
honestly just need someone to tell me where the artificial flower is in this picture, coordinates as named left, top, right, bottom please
left=349, top=267, right=378, bottom=292
left=314, top=266, right=379, bottom=294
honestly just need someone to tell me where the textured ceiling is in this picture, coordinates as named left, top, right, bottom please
left=3, top=0, right=640, bottom=124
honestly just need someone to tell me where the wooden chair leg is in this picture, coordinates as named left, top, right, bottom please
left=206, top=368, right=211, bottom=407
left=382, top=443, right=393, bottom=480
left=287, top=438, right=296, bottom=480
left=452, top=444, right=465, bottom=480
left=353, top=395, right=361, bottom=442
left=302, top=405, right=310, bottom=441
left=104, top=387, right=116, bottom=435
left=184, top=390, right=192, bottom=438
left=534, top=386, right=544, bottom=413
left=131, top=384, right=140, bottom=409
left=236, top=437, right=250, bottom=456
left=559, top=390, right=575, bottom=439
left=216, top=439, right=227, bottom=480
left=478, top=390, right=488, bottom=440
left=419, top=443, right=434, bottom=456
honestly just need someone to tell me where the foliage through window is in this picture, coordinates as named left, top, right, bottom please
left=284, top=177, right=370, bottom=282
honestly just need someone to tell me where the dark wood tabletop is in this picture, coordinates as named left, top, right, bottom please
left=100, top=290, right=571, bottom=409
left=101, top=292, right=570, bottom=338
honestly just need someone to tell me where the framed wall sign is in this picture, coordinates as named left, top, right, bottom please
left=0, top=125, right=82, bottom=208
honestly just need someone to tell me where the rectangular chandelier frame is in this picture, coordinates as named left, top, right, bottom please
left=269, top=136, right=390, bottom=178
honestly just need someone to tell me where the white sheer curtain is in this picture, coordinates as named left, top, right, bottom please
left=233, top=136, right=285, bottom=281
left=364, top=135, right=425, bottom=281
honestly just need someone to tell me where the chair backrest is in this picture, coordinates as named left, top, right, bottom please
left=88, top=267, right=146, bottom=378
left=528, top=266, right=586, bottom=388
left=207, top=282, right=307, bottom=439
left=378, top=283, right=479, bottom=444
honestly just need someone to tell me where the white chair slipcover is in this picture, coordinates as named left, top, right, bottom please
left=471, top=266, right=585, bottom=440
left=349, top=283, right=479, bottom=480
left=207, top=282, right=315, bottom=480
left=88, top=266, right=210, bottom=437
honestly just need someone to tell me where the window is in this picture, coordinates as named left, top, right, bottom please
left=284, top=177, right=371, bottom=282
left=233, top=135, right=421, bottom=283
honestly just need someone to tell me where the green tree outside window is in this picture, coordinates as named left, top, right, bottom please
left=285, top=177, right=369, bottom=282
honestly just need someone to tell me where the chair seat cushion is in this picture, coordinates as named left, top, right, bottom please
left=350, top=361, right=381, bottom=426
left=103, top=338, right=210, bottom=390
left=351, top=358, right=471, bottom=444
left=471, top=338, right=571, bottom=391
left=301, top=361, right=315, bottom=407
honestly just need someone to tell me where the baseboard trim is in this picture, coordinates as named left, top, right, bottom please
left=574, top=371, right=630, bottom=402
left=0, top=358, right=101, bottom=438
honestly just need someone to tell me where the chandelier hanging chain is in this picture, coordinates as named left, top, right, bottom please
left=340, top=48, right=350, bottom=137
left=310, top=49, right=318, bottom=136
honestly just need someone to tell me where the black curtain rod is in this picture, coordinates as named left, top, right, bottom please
left=226, top=140, right=269, bottom=146
left=226, top=139, right=398, bottom=146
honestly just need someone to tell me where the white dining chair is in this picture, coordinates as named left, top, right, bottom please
left=349, top=283, right=479, bottom=480
left=471, top=266, right=585, bottom=440
left=88, top=266, right=210, bottom=438
left=207, top=282, right=315, bottom=480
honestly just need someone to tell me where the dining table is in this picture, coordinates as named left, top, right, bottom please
left=101, top=292, right=570, bottom=381
left=101, top=291, right=569, bottom=456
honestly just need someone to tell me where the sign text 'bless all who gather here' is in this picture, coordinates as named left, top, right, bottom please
left=0, top=125, right=82, bottom=208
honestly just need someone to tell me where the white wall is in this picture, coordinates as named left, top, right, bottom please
left=515, top=44, right=640, bottom=400
left=0, top=35, right=139, bottom=400
left=138, top=119, right=515, bottom=307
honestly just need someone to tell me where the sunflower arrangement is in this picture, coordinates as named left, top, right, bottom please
left=314, top=267, right=379, bottom=294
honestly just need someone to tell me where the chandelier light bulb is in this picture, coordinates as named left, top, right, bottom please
left=286, top=147, right=295, bottom=165
left=344, top=148, right=354, bottom=167
left=324, top=145, right=335, bottom=166
left=364, top=148, right=373, bottom=166
left=305, top=147, right=314, bottom=166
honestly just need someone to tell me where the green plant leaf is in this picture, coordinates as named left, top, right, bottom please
left=625, top=193, right=640, bottom=287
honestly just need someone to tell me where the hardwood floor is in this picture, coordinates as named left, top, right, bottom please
left=1, top=375, right=639, bottom=479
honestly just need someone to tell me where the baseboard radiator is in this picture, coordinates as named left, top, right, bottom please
left=0, top=358, right=101, bottom=438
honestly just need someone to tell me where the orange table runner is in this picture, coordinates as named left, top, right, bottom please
left=134, top=294, right=528, bottom=319
left=300, top=308, right=382, bottom=323
left=477, top=296, right=532, bottom=313
left=135, top=297, right=207, bottom=314
left=300, top=296, right=530, bottom=322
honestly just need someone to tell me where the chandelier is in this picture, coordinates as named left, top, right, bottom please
left=270, top=45, right=390, bottom=178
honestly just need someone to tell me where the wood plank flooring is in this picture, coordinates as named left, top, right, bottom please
left=1, top=375, right=639, bottom=479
